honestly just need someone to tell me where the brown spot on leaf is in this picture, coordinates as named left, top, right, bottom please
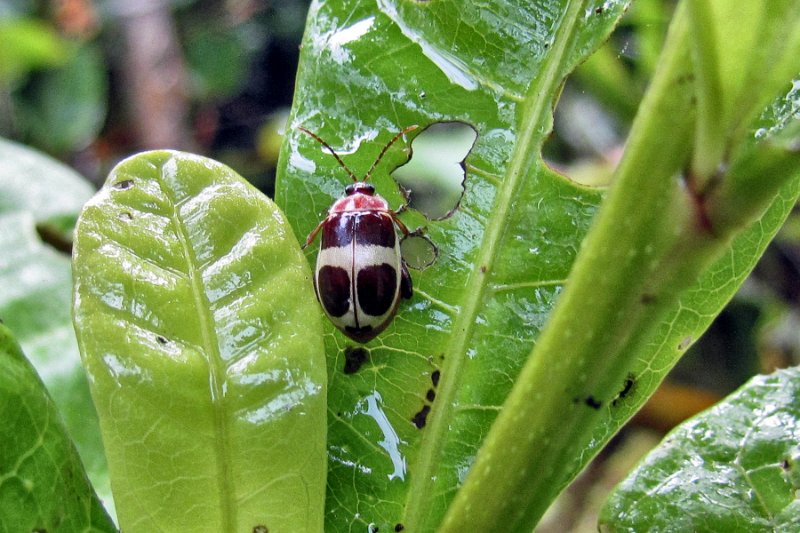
left=344, top=346, right=369, bottom=374
left=412, top=405, right=431, bottom=429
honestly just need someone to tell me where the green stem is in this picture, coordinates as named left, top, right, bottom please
left=441, top=1, right=800, bottom=529
left=440, top=5, right=699, bottom=531
left=402, top=1, right=588, bottom=529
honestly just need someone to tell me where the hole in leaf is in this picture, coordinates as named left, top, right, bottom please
left=343, top=346, right=369, bottom=374
left=585, top=396, right=602, bottom=409
left=392, top=121, right=477, bottom=220
left=119, top=211, right=133, bottom=222
left=252, top=526, right=269, bottom=533
left=411, top=404, right=431, bottom=429
left=112, top=179, right=134, bottom=190
left=400, top=233, right=438, bottom=271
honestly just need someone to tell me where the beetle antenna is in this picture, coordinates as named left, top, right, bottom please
left=363, top=125, right=419, bottom=183
left=298, top=127, right=359, bottom=183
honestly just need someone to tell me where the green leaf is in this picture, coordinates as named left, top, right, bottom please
left=276, top=1, right=629, bottom=531
left=15, top=42, right=108, bottom=154
left=0, top=138, right=111, bottom=512
left=72, top=151, right=327, bottom=532
left=0, top=322, right=115, bottom=532
left=0, top=18, right=67, bottom=84
left=600, top=367, right=800, bottom=532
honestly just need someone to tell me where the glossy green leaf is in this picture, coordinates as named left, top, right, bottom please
left=277, top=1, right=800, bottom=531
left=276, top=1, right=628, bottom=531
left=600, top=367, right=800, bottom=532
left=72, top=151, right=327, bottom=532
left=0, top=138, right=111, bottom=512
left=0, top=322, right=115, bottom=532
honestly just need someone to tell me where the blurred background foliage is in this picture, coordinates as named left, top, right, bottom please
left=1, top=0, right=798, bottom=530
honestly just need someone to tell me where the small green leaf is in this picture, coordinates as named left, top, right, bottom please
left=72, top=151, right=327, bottom=532
left=601, top=367, right=800, bottom=532
left=0, top=322, right=115, bottom=532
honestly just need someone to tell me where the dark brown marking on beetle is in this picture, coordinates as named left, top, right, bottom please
left=400, top=262, right=413, bottom=299
left=344, top=324, right=376, bottom=343
left=355, top=212, right=396, bottom=247
left=321, top=213, right=354, bottom=249
left=412, top=405, right=431, bottom=429
left=357, top=264, right=398, bottom=316
left=318, top=266, right=351, bottom=317
left=426, top=389, right=436, bottom=402
left=585, top=396, right=602, bottom=410
left=156, top=335, right=168, bottom=345
left=612, top=374, right=636, bottom=407
left=344, top=346, right=369, bottom=374
left=595, top=6, right=604, bottom=14
left=112, top=179, right=134, bottom=190
left=395, top=524, right=405, bottom=532
left=431, top=370, right=441, bottom=387
left=480, top=265, right=487, bottom=274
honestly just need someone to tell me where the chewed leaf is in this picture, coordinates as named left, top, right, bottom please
left=393, top=121, right=478, bottom=220
left=276, top=1, right=628, bottom=531
left=0, top=323, right=115, bottom=532
left=600, top=367, right=800, bottom=532
left=72, top=151, right=326, bottom=532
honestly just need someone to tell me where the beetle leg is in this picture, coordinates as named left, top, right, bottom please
left=302, top=219, right=326, bottom=249
left=392, top=214, right=412, bottom=237
left=400, top=260, right=413, bottom=299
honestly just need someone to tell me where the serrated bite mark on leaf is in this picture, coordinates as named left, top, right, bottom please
left=393, top=122, right=478, bottom=221
left=400, top=233, right=438, bottom=271
left=612, top=374, right=636, bottom=407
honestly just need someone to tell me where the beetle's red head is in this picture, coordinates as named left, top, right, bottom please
left=346, top=182, right=375, bottom=196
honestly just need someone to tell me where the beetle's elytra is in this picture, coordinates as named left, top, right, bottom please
left=301, top=125, right=418, bottom=343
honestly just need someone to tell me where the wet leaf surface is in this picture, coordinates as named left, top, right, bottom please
left=601, top=367, right=800, bottom=532
left=0, top=323, right=115, bottom=532
left=73, top=151, right=327, bottom=532
left=276, top=1, right=628, bottom=530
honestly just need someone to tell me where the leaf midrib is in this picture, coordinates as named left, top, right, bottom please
left=160, top=157, right=237, bottom=531
left=401, top=1, right=588, bottom=529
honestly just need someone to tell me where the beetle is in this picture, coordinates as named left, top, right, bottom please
left=299, top=125, right=418, bottom=343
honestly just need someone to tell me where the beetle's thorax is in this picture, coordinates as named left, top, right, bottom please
left=330, top=182, right=390, bottom=213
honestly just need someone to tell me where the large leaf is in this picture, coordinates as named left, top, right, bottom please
left=0, top=322, right=115, bottom=532
left=0, top=138, right=110, bottom=511
left=72, top=151, right=327, bottom=532
left=600, top=366, right=800, bottom=532
left=276, top=1, right=629, bottom=530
